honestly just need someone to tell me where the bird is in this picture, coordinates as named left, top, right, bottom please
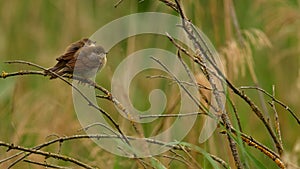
left=61, top=45, right=107, bottom=79
left=45, top=38, right=107, bottom=79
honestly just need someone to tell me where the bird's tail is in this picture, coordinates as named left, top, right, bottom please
left=44, top=67, right=63, bottom=79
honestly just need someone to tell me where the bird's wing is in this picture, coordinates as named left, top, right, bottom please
left=56, top=38, right=89, bottom=61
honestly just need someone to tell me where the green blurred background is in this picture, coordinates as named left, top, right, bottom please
left=0, top=0, right=299, bottom=168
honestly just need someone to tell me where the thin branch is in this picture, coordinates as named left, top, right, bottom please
left=150, top=56, right=202, bottom=110
left=1, top=70, right=45, bottom=78
left=23, top=159, right=70, bottom=169
left=114, top=0, right=124, bottom=8
left=139, top=111, right=206, bottom=119
left=158, top=0, right=178, bottom=12
left=78, top=122, right=121, bottom=137
left=2, top=60, right=142, bottom=138
left=167, top=8, right=283, bottom=156
left=96, top=94, right=111, bottom=100
left=146, top=74, right=212, bottom=90
left=2, top=60, right=131, bottom=149
left=227, top=97, right=243, bottom=133
left=169, top=149, right=193, bottom=168
left=0, top=141, right=94, bottom=169
left=209, top=154, right=231, bottom=169
left=270, top=85, right=283, bottom=156
left=0, top=134, right=184, bottom=166
left=69, top=75, right=144, bottom=138
left=239, top=86, right=300, bottom=125
left=220, top=129, right=286, bottom=169
left=160, top=154, right=193, bottom=168
left=171, top=1, right=243, bottom=167
left=178, top=144, right=202, bottom=169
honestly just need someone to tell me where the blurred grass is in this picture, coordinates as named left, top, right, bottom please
left=0, top=0, right=300, bottom=168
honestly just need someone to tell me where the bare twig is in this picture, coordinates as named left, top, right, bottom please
left=239, top=86, right=300, bottom=125
left=2, top=60, right=142, bottom=138
left=178, top=144, right=202, bottom=169
left=69, top=75, right=144, bottom=137
left=167, top=30, right=243, bottom=168
left=2, top=60, right=131, bottom=148
left=209, top=154, right=231, bottom=169
left=270, top=85, right=283, bottom=156
left=139, top=111, right=206, bottom=119
left=0, top=141, right=95, bottom=169
left=169, top=149, right=193, bottom=168
left=1, top=70, right=45, bottom=78
left=220, top=129, right=286, bottom=169
left=227, top=97, right=243, bottom=133
left=23, top=159, right=70, bottom=169
left=150, top=56, right=202, bottom=110
left=158, top=0, right=178, bottom=12
left=170, top=1, right=243, bottom=167
left=0, top=134, right=184, bottom=166
left=167, top=10, right=284, bottom=157
left=146, top=74, right=212, bottom=91
left=114, top=0, right=124, bottom=8
left=78, top=122, right=121, bottom=137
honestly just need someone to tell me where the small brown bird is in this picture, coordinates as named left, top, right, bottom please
left=46, top=38, right=107, bottom=79
left=61, top=45, right=107, bottom=78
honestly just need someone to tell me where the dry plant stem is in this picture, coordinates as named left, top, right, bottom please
left=1, top=133, right=232, bottom=169
left=136, top=159, right=149, bottom=169
left=171, top=1, right=243, bottom=168
left=2, top=63, right=142, bottom=139
left=46, top=134, right=62, bottom=155
left=169, top=149, right=193, bottom=168
left=0, top=134, right=183, bottom=165
left=161, top=155, right=193, bottom=168
left=239, top=135, right=285, bottom=169
left=147, top=74, right=212, bottom=91
left=166, top=32, right=242, bottom=168
left=96, top=95, right=110, bottom=100
left=221, top=128, right=286, bottom=169
left=1, top=70, right=45, bottom=78
left=227, top=97, right=243, bottom=133
left=0, top=141, right=94, bottom=169
left=270, top=85, right=283, bottom=155
left=177, top=50, right=197, bottom=90
left=178, top=144, right=202, bottom=169
left=209, top=154, right=231, bottom=169
left=223, top=78, right=283, bottom=155
left=239, top=86, right=300, bottom=125
left=150, top=57, right=202, bottom=109
left=168, top=13, right=283, bottom=157
left=150, top=57, right=220, bottom=119
left=0, top=76, right=130, bottom=168
left=70, top=75, right=144, bottom=138
left=2, top=61, right=131, bottom=146
left=158, top=0, right=178, bottom=12
left=78, top=123, right=121, bottom=137
left=139, top=111, right=206, bottom=119
left=183, top=147, right=230, bottom=169
left=177, top=50, right=216, bottom=112
left=23, top=159, right=69, bottom=169
left=114, top=0, right=124, bottom=8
